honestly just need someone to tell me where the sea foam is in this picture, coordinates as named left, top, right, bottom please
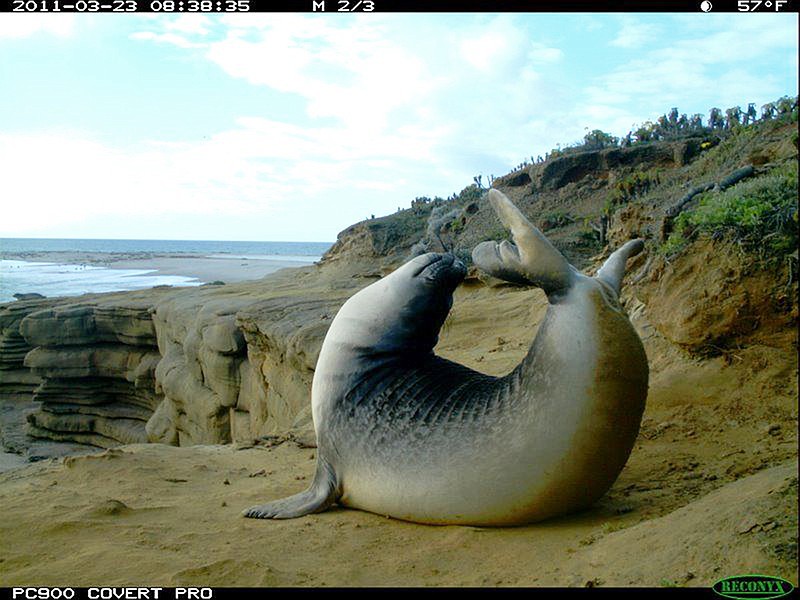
left=0, top=260, right=202, bottom=303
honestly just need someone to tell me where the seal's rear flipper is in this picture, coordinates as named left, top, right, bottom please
left=595, top=239, right=645, bottom=296
left=243, top=456, right=340, bottom=520
left=472, top=239, right=534, bottom=286
left=472, top=190, right=575, bottom=296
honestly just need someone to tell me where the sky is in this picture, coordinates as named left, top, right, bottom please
left=0, top=13, right=797, bottom=243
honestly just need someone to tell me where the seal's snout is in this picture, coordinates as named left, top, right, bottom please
left=407, top=252, right=466, bottom=287
left=450, top=254, right=467, bottom=279
left=409, top=252, right=444, bottom=277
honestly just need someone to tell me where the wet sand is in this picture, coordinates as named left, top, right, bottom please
left=0, top=251, right=317, bottom=284
left=108, top=255, right=312, bottom=283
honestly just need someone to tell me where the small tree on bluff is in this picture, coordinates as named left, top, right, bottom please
left=583, top=129, right=619, bottom=150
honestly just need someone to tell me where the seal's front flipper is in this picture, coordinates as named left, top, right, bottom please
left=473, top=189, right=575, bottom=295
left=243, top=456, right=339, bottom=520
left=595, top=239, right=645, bottom=296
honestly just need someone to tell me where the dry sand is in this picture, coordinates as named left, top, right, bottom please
left=0, top=443, right=794, bottom=587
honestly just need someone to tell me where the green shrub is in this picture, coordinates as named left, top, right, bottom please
left=661, top=161, right=798, bottom=259
left=448, top=184, right=483, bottom=206
left=450, top=216, right=465, bottom=235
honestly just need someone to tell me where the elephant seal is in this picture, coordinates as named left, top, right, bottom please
left=244, top=189, right=649, bottom=526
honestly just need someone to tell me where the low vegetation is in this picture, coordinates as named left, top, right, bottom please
left=510, top=94, right=798, bottom=172
left=661, top=161, right=798, bottom=260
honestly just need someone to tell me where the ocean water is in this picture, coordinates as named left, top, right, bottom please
left=0, top=260, right=206, bottom=302
left=0, top=238, right=332, bottom=304
left=0, top=238, right=331, bottom=257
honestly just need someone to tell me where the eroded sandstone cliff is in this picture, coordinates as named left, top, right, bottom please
left=0, top=262, right=377, bottom=449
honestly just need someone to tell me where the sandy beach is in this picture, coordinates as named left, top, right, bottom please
left=108, top=255, right=313, bottom=284
left=0, top=441, right=791, bottom=587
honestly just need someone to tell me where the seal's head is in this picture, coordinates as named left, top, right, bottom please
left=327, top=252, right=466, bottom=361
left=378, top=252, right=466, bottom=355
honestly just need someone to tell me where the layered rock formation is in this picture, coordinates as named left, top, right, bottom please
left=0, top=299, right=52, bottom=399
left=144, top=266, right=362, bottom=446
left=14, top=290, right=175, bottom=448
left=0, top=264, right=368, bottom=449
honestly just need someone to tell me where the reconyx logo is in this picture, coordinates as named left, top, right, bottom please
left=713, top=575, right=795, bottom=600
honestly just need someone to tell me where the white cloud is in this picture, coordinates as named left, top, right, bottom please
left=0, top=14, right=75, bottom=39
left=585, top=15, right=798, bottom=130
left=458, top=16, right=562, bottom=74
left=0, top=131, right=271, bottom=235
left=9, top=14, right=792, bottom=240
left=123, top=14, right=581, bottom=185
left=201, top=16, right=434, bottom=132
left=460, top=22, right=523, bottom=72
left=129, top=15, right=569, bottom=154
left=575, top=15, right=605, bottom=33
left=0, top=114, right=463, bottom=237
left=610, top=17, right=660, bottom=49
